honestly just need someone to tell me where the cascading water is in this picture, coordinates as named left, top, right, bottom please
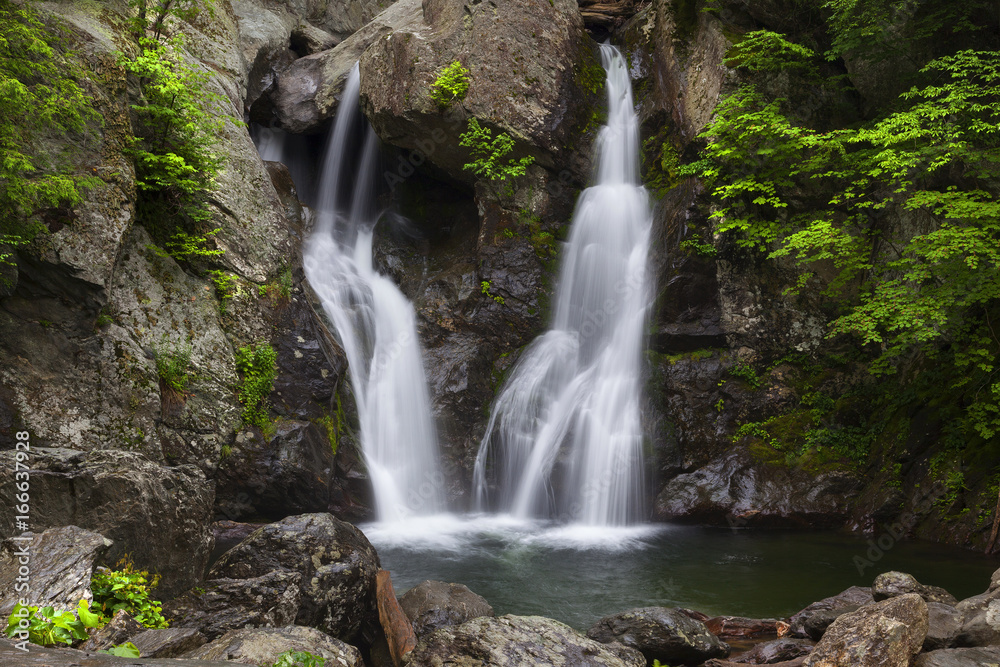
left=473, top=44, right=652, bottom=527
left=302, top=63, right=444, bottom=522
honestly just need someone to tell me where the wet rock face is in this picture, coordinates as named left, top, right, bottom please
left=653, top=449, right=863, bottom=528
left=406, top=614, right=646, bottom=667
left=400, top=580, right=495, bottom=636
left=0, top=639, right=234, bottom=666
left=873, top=571, right=958, bottom=606
left=730, top=637, right=815, bottom=664
left=803, top=594, right=928, bottom=667
left=916, top=646, right=1000, bottom=666
left=0, top=526, right=111, bottom=617
left=787, top=587, right=875, bottom=639
left=129, top=628, right=208, bottom=658
left=187, top=625, right=363, bottom=666
left=0, top=449, right=214, bottom=599
left=169, top=514, right=380, bottom=642
left=587, top=606, right=730, bottom=665
left=359, top=0, right=602, bottom=181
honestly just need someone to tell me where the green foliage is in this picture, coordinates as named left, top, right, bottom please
left=481, top=280, right=504, bottom=305
left=272, top=650, right=326, bottom=667
left=91, top=563, right=169, bottom=629
left=122, top=1, right=230, bottom=264
left=460, top=118, right=535, bottom=203
left=642, top=137, right=680, bottom=199
left=100, top=642, right=141, bottom=657
left=730, top=360, right=761, bottom=389
left=0, top=0, right=100, bottom=273
left=207, top=269, right=240, bottom=313
left=4, top=600, right=103, bottom=647
left=430, top=60, right=469, bottom=108
left=679, top=238, right=717, bottom=257
left=687, top=14, right=1000, bottom=443
left=154, top=340, right=192, bottom=393
left=235, top=342, right=277, bottom=428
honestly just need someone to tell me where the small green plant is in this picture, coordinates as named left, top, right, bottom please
left=714, top=397, right=725, bottom=412
left=219, top=444, right=232, bottom=459
left=730, top=361, right=761, bottom=389
left=154, top=341, right=192, bottom=393
left=679, top=238, right=717, bottom=257
left=4, top=600, right=102, bottom=647
left=481, top=280, right=504, bottom=305
left=207, top=269, right=240, bottom=314
left=460, top=118, right=535, bottom=203
left=430, top=60, right=470, bottom=108
left=91, top=561, right=169, bottom=629
left=100, top=642, right=141, bottom=657
left=235, top=342, right=278, bottom=428
left=272, top=650, right=326, bottom=667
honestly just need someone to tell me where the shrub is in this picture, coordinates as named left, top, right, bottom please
left=4, top=600, right=103, bottom=647
left=235, top=342, right=278, bottom=428
left=430, top=60, right=470, bottom=108
left=272, top=650, right=326, bottom=667
left=154, top=341, right=192, bottom=393
left=460, top=118, right=535, bottom=203
left=91, top=562, right=169, bottom=629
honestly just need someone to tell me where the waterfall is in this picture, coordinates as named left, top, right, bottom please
left=473, top=44, right=652, bottom=527
left=302, top=63, right=444, bottom=522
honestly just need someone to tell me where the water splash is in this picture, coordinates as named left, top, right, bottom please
left=302, top=63, right=444, bottom=521
left=474, top=44, right=652, bottom=526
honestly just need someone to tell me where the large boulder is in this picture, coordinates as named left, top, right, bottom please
left=0, top=526, right=111, bottom=617
left=924, top=601, right=963, bottom=651
left=787, top=587, right=874, bottom=639
left=803, top=594, right=928, bottom=667
left=400, top=580, right=495, bottom=636
left=359, top=0, right=602, bottom=182
left=0, top=448, right=214, bottom=599
left=186, top=625, right=363, bottom=666
left=162, top=570, right=302, bottom=640
left=406, top=615, right=645, bottom=667
left=273, top=0, right=425, bottom=133
left=587, top=607, right=730, bottom=665
left=0, top=637, right=233, bottom=666
left=915, top=647, right=1000, bottom=666
left=654, top=449, right=862, bottom=527
left=873, top=571, right=958, bottom=606
left=130, top=628, right=208, bottom=658
left=954, top=589, right=1000, bottom=647
left=729, top=638, right=814, bottom=664
left=166, top=513, right=379, bottom=642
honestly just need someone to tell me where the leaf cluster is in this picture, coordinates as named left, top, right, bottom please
left=0, top=0, right=100, bottom=272
left=430, top=60, right=470, bottom=109
left=272, top=650, right=327, bottom=667
left=91, top=565, right=169, bottom=629
left=235, top=342, right=278, bottom=428
left=460, top=118, right=535, bottom=203
left=689, top=8, right=1000, bottom=441
left=4, top=600, right=103, bottom=647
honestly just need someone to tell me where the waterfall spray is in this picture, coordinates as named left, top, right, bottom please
left=474, top=44, right=652, bottom=526
left=302, top=63, right=444, bottom=522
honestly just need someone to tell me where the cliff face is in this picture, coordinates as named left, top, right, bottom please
left=1, top=0, right=996, bottom=560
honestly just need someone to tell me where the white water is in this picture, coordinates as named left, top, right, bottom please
left=302, top=63, right=444, bottom=521
left=473, top=45, right=652, bottom=526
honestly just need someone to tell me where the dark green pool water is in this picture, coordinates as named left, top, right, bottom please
left=360, top=515, right=999, bottom=631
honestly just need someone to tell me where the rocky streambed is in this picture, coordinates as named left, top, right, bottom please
left=3, top=515, right=1000, bottom=666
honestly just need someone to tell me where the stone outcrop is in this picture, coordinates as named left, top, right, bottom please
left=406, top=615, right=646, bottom=667
left=803, top=594, right=929, bottom=667
left=165, top=514, right=380, bottom=642
left=587, top=606, right=730, bottom=665
left=400, top=580, right=495, bottom=636
left=186, top=625, right=363, bottom=666
left=0, top=526, right=111, bottom=617
left=0, top=449, right=213, bottom=599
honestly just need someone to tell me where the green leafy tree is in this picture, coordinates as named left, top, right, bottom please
left=686, top=15, right=1000, bottom=440
left=0, top=0, right=100, bottom=273
left=460, top=118, right=535, bottom=204
left=122, top=0, right=230, bottom=263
